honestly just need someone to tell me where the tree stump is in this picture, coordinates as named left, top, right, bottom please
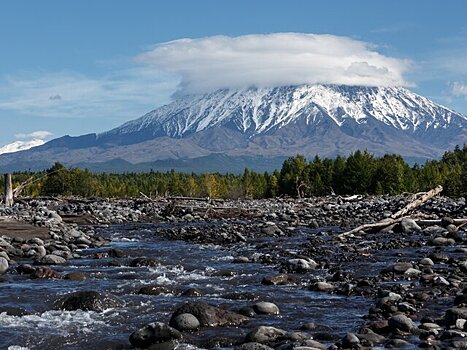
left=4, top=174, right=13, bottom=206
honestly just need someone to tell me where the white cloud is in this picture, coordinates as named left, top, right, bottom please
left=452, top=82, right=467, bottom=99
left=14, top=130, right=53, bottom=139
left=0, top=68, right=179, bottom=119
left=137, top=33, right=412, bottom=94
left=0, top=139, right=46, bottom=155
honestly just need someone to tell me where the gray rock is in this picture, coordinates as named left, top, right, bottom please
left=36, top=254, right=67, bottom=265
left=171, top=313, right=200, bottom=331
left=129, top=322, right=182, bottom=350
left=310, top=281, right=335, bottom=292
left=245, top=326, right=287, bottom=343
left=235, top=342, right=274, bottom=350
left=262, top=274, right=296, bottom=286
left=385, top=338, right=412, bottom=348
left=287, top=258, right=317, bottom=272
left=393, top=262, right=413, bottom=273
left=302, top=339, right=327, bottom=350
left=446, top=308, right=467, bottom=326
left=400, top=218, right=421, bottom=233
left=341, top=333, right=360, bottom=348
left=58, top=291, right=121, bottom=312
left=419, top=258, right=434, bottom=266
left=430, top=237, right=455, bottom=246
left=253, top=302, right=280, bottom=315
left=356, top=328, right=386, bottom=344
left=0, top=257, right=8, bottom=274
left=388, top=314, right=417, bottom=333
left=169, top=302, right=249, bottom=327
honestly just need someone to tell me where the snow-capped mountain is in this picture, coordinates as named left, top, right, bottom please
left=101, top=84, right=466, bottom=144
left=0, top=84, right=466, bottom=172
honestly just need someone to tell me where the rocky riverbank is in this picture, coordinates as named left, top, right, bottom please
left=0, top=194, right=465, bottom=349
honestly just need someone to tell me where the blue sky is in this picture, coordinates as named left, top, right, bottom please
left=1, top=0, right=466, bottom=149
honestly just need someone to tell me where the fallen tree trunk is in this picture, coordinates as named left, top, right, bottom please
left=390, top=185, right=443, bottom=219
left=338, top=185, right=444, bottom=238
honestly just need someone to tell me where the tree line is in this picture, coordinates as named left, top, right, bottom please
left=3, top=144, right=466, bottom=199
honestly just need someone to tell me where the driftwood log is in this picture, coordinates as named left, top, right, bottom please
left=338, top=185, right=448, bottom=238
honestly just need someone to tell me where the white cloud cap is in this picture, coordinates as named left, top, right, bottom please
left=138, top=33, right=412, bottom=94
left=15, top=130, right=53, bottom=139
left=452, top=82, right=467, bottom=99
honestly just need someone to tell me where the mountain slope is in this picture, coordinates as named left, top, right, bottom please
left=1, top=84, right=466, bottom=173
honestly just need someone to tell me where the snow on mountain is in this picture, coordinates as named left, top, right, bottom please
left=0, top=139, right=46, bottom=155
left=102, top=84, right=466, bottom=140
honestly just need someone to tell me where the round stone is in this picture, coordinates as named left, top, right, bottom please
left=0, top=257, right=9, bottom=274
left=253, top=302, right=280, bottom=315
left=171, top=313, right=200, bottom=331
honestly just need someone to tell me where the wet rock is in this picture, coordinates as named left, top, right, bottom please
left=356, top=328, right=386, bottom=345
left=430, top=237, right=455, bottom=246
left=129, top=322, right=182, bottom=350
left=104, top=248, right=124, bottom=259
left=393, top=262, right=413, bottom=274
left=310, top=281, right=335, bottom=292
left=245, top=326, right=287, bottom=344
left=239, top=306, right=256, bottom=317
left=138, top=285, right=174, bottom=295
left=388, top=314, right=417, bottom=333
left=31, top=267, right=60, bottom=279
left=0, top=257, right=8, bottom=274
left=419, top=258, right=434, bottom=266
left=222, top=292, right=258, bottom=301
left=385, top=338, right=412, bottom=348
left=253, top=302, right=280, bottom=315
left=400, top=218, right=421, bottom=233
left=262, top=274, right=296, bottom=286
left=16, top=264, right=35, bottom=274
left=170, top=302, right=249, bottom=327
left=445, top=307, right=467, bottom=327
left=454, top=294, right=467, bottom=306
left=341, top=333, right=360, bottom=348
left=58, top=291, right=120, bottom=312
left=36, top=254, right=67, bottom=265
left=129, top=257, right=160, bottom=267
left=64, top=272, right=87, bottom=281
left=286, top=258, right=317, bottom=272
left=235, top=342, right=275, bottom=350
left=170, top=313, right=200, bottom=331
left=181, top=288, right=204, bottom=297
left=302, top=339, right=327, bottom=350
left=233, top=256, right=250, bottom=263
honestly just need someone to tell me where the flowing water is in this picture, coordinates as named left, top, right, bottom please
left=0, top=223, right=371, bottom=349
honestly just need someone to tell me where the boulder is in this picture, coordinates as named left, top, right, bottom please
left=253, top=302, right=280, bottom=315
left=58, top=291, right=120, bottom=312
left=0, top=257, right=8, bottom=274
left=388, top=314, right=417, bottom=333
left=235, top=342, right=274, bottom=350
left=170, top=313, right=200, bottom=331
left=445, top=307, right=467, bottom=326
left=169, top=302, right=249, bottom=328
left=129, top=322, right=182, bottom=350
left=262, top=274, right=296, bottom=286
left=36, top=254, right=67, bottom=265
left=245, top=326, right=287, bottom=343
